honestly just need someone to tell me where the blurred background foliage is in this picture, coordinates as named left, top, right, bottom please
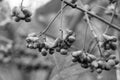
left=0, top=0, right=119, bottom=80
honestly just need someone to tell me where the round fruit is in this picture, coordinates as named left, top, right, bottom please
left=110, top=43, right=117, bottom=50
left=96, top=68, right=102, bottom=74
left=25, top=17, right=31, bottom=22
left=49, top=48, right=54, bottom=55
left=14, top=17, right=21, bottom=22
left=60, top=49, right=68, bottom=55
left=98, top=60, right=105, bottom=69
left=114, top=59, right=120, bottom=65
left=88, top=54, right=96, bottom=61
left=109, top=55, right=116, bottom=59
left=91, top=61, right=98, bottom=68
left=41, top=48, right=47, bottom=56
left=22, top=8, right=32, bottom=17
left=81, top=64, right=89, bottom=68
left=105, top=63, right=111, bottom=71
left=71, top=50, right=82, bottom=58
left=72, top=57, right=78, bottom=62
left=56, top=47, right=61, bottom=52
left=68, top=36, right=76, bottom=43
left=107, top=59, right=115, bottom=67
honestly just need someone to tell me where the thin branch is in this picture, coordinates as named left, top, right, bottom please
left=20, top=0, right=24, bottom=8
left=85, top=12, right=103, bottom=57
left=104, top=2, right=118, bottom=34
left=61, top=0, right=120, bottom=32
left=38, top=5, right=68, bottom=37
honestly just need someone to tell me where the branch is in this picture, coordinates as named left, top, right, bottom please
left=61, top=0, right=120, bottom=32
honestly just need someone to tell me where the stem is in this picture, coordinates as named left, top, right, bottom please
left=38, top=5, right=68, bottom=37
left=61, top=0, right=120, bottom=31
left=83, top=25, right=88, bottom=51
left=21, top=0, right=24, bottom=8
left=104, top=2, right=118, bottom=34
left=60, top=0, right=64, bottom=39
left=85, top=12, right=103, bottom=57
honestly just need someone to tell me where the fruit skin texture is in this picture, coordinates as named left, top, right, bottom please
left=60, top=49, right=68, bottom=55
left=107, top=59, right=115, bottom=67
left=41, top=48, right=47, bottom=56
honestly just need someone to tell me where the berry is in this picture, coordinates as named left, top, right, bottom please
left=72, top=57, right=78, bottom=62
left=41, top=48, right=47, bottom=56
left=12, top=7, right=20, bottom=17
left=81, top=64, right=89, bottom=68
left=68, top=36, right=76, bottom=43
left=96, top=68, right=102, bottom=74
left=56, top=47, right=61, bottom=52
left=71, top=50, right=82, bottom=58
left=88, top=54, right=96, bottom=61
left=109, top=43, right=117, bottom=50
left=25, top=17, right=31, bottom=22
left=49, top=48, right=54, bottom=55
left=91, top=61, right=98, bottom=68
left=14, top=17, right=21, bottom=22
left=107, top=59, right=115, bottom=67
left=105, top=63, right=111, bottom=70
left=60, top=49, right=68, bottom=55
left=98, top=60, right=105, bottom=69
left=22, top=8, right=32, bottom=17
left=114, top=59, right=119, bottom=65
left=109, top=55, right=116, bottom=59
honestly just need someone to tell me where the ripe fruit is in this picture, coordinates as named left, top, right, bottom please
left=109, top=43, right=117, bottom=50
left=114, top=59, right=119, bottom=65
left=41, top=48, right=47, bottom=56
left=71, top=50, right=82, bottom=58
left=81, top=64, right=89, bottom=68
left=109, top=55, right=116, bottom=59
left=72, top=57, right=78, bottom=62
left=105, top=63, right=111, bottom=70
left=96, top=68, right=102, bottom=74
left=25, top=17, right=31, bottom=22
left=91, top=61, right=98, bottom=68
left=14, top=17, right=21, bottom=22
left=107, top=59, right=115, bottom=67
left=60, top=49, right=68, bottom=55
left=22, top=8, right=32, bottom=17
left=68, top=36, right=76, bottom=43
left=49, top=48, right=54, bottom=55
left=98, top=60, right=105, bottom=69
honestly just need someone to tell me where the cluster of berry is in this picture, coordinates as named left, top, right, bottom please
left=90, top=55, right=119, bottom=73
left=11, top=7, right=32, bottom=22
left=71, top=51, right=96, bottom=68
left=100, top=34, right=117, bottom=51
left=71, top=50, right=119, bottom=74
left=51, top=30, right=76, bottom=55
left=26, top=30, right=76, bottom=56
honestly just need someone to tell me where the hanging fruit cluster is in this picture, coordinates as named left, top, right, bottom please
left=90, top=54, right=119, bottom=74
left=100, top=34, right=117, bottom=51
left=71, top=50, right=96, bottom=68
left=11, top=6, right=32, bottom=22
left=71, top=50, right=119, bottom=74
left=26, top=30, right=76, bottom=56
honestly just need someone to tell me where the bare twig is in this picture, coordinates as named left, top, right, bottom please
left=85, top=12, right=103, bottom=57
left=61, top=0, right=120, bottom=32
left=104, top=2, right=118, bottom=34
left=38, top=5, right=67, bottom=37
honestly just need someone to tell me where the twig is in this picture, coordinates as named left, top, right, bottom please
left=38, top=4, right=68, bottom=37
left=61, top=0, right=120, bottom=32
left=85, top=12, right=103, bottom=57
left=104, top=2, right=118, bottom=34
